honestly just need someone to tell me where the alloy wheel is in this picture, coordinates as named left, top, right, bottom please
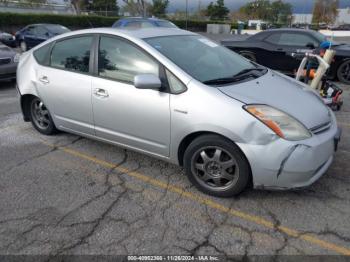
left=191, top=146, right=239, bottom=190
left=31, top=98, right=50, bottom=130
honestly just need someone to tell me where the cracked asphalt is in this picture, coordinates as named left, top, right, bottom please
left=0, top=80, right=350, bottom=257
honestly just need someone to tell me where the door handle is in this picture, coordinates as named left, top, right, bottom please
left=94, top=88, right=109, bottom=98
left=39, top=76, right=49, bottom=84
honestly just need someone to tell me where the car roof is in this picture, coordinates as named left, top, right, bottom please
left=119, top=17, right=169, bottom=22
left=57, top=27, right=196, bottom=39
left=250, top=28, right=318, bottom=40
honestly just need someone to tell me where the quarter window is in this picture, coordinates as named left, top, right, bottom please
left=50, top=36, right=92, bottom=73
left=98, top=36, right=159, bottom=83
left=166, top=70, right=186, bottom=94
left=33, top=43, right=51, bottom=65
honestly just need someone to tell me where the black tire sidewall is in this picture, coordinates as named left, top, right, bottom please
left=183, top=135, right=251, bottom=197
left=29, top=97, right=57, bottom=135
left=337, top=60, right=350, bottom=85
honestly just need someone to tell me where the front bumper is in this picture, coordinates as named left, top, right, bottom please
left=238, top=113, right=340, bottom=190
left=0, top=62, right=17, bottom=80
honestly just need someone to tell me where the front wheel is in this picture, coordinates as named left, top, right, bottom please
left=183, top=135, right=251, bottom=197
left=29, top=97, right=57, bottom=135
left=337, top=60, right=350, bottom=84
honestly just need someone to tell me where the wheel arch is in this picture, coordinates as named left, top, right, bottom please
left=20, top=94, right=37, bottom=122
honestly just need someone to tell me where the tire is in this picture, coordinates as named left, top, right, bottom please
left=337, top=60, right=350, bottom=85
left=239, top=51, right=257, bottom=62
left=29, top=97, right=57, bottom=135
left=20, top=41, right=27, bottom=52
left=183, top=135, right=251, bottom=197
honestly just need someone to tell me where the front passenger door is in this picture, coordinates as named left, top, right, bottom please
left=92, top=36, right=171, bottom=156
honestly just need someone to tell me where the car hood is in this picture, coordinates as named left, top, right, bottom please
left=217, top=70, right=331, bottom=129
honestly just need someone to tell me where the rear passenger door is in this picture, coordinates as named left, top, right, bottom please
left=35, top=35, right=95, bottom=135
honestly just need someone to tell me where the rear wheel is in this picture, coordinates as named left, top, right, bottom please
left=29, top=97, right=57, bottom=135
left=183, top=135, right=250, bottom=197
left=337, top=60, right=350, bottom=84
left=239, top=51, right=257, bottom=62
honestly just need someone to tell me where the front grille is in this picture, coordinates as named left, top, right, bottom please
left=0, top=57, right=12, bottom=65
left=310, top=121, right=332, bottom=134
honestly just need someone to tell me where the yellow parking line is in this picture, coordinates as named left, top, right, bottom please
left=42, top=141, right=350, bottom=255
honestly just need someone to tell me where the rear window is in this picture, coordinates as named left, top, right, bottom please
left=156, top=21, right=177, bottom=28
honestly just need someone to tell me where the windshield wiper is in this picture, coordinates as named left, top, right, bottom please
left=203, top=77, right=240, bottom=85
left=203, top=67, right=267, bottom=86
left=233, top=67, right=267, bottom=78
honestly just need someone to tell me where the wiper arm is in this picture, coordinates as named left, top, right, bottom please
left=233, top=67, right=266, bottom=78
left=203, top=67, right=267, bottom=86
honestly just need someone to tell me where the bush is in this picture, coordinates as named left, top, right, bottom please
left=0, top=13, right=118, bottom=30
left=0, top=12, right=232, bottom=32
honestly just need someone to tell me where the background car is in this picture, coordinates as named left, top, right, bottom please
left=15, top=24, right=70, bottom=52
left=112, top=17, right=178, bottom=29
left=222, top=29, right=350, bottom=84
left=0, top=31, right=16, bottom=47
left=0, top=43, right=19, bottom=81
left=331, top=24, right=350, bottom=31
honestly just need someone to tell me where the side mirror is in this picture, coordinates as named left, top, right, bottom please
left=134, top=74, right=161, bottom=90
left=306, top=42, right=315, bottom=49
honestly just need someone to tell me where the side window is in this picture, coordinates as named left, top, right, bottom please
left=98, top=36, right=159, bottom=83
left=166, top=70, right=186, bottom=94
left=35, top=26, right=48, bottom=38
left=265, top=33, right=281, bottom=44
left=277, top=33, right=318, bottom=47
left=50, top=36, right=92, bottom=73
left=33, top=43, right=51, bottom=65
left=26, top=26, right=35, bottom=35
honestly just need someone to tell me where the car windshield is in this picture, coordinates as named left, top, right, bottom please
left=156, top=21, right=177, bottom=28
left=45, top=25, right=70, bottom=34
left=145, top=35, right=259, bottom=84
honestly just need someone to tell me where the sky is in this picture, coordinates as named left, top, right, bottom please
left=165, top=0, right=350, bottom=13
left=51, top=0, right=350, bottom=14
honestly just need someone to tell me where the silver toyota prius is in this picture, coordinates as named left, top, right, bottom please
left=16, top=28, right=341, bottom=197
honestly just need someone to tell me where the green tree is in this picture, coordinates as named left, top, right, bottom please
left=270, top=0, right=292, bottom=24
left=206, top=0, right=229, bottom=20
left=239, top=0, right=292, bottom=24
left=88, top=0, right=119, bottom=16
left=122, top=0, right=148, bottom=16
left=312, top=0, right=339, bottom=25
left=148, top=0, right=169, bottom=17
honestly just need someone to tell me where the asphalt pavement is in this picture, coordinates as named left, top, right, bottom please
left=0, top=77, right=350, bottom=257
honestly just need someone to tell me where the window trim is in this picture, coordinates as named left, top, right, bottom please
left=48, top=33, right=95, bottom=76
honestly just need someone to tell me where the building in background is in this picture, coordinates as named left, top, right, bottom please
left=293, top=7, right=350, bottom=26
left=0, top=0, right=75, bottom=15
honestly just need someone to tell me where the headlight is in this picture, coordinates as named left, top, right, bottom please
left=244, top=104, right=312, bottom=141
left=13, top=53, right=21, bottom=63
